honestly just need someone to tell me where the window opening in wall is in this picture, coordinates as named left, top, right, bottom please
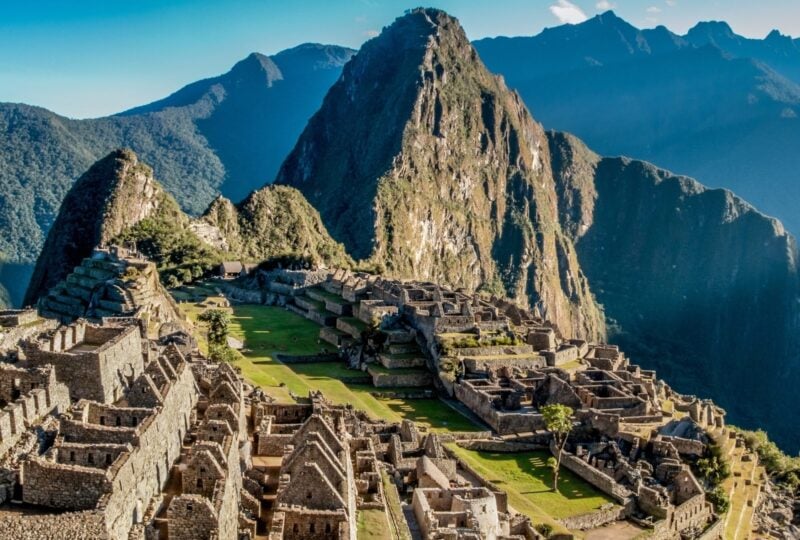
left=197, top=478, right=203, bottom=489
left=106, top=453, right=112, bottom=465
left=88, top=453, right=94, bottom=464
left=115, top=417, right=121, bottom=426
left=69, top=451, right=75, bottom=462
left=310, top=523, right=315, bottom=533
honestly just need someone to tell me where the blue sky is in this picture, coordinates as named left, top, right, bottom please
left=2, top=0, right=798, bottom=118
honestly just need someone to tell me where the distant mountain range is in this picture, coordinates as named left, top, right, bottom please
left=0, top=43, right=353, bottom=305
left=473, top=11, right=800, bottom=237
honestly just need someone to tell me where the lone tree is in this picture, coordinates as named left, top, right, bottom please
left=199, top=309, right=230, bottom=345
left=542, top=403, right=574, bottom=491
left=198, top=309, right=233, bottom=362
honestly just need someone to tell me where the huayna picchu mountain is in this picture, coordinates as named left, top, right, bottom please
left=275, top=9, right=800, bottom=451
left=0, top=43, right=353, bottom=307
left=276, top=8, right=606, bottom=342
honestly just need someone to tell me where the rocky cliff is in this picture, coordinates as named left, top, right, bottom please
left=276, top=8, right=605, bottom=341
left=549, top=131, right=800, bottom=451
left=24, top=149, right=163, bottom=305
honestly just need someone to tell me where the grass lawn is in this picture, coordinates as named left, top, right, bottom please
left=356, top=508, right=392, bottom=540
left=447, top=444, right=615, bottom=531
left=179, top=298, right=482, bottom=433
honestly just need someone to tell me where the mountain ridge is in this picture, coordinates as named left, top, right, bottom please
left=0, top=42, right=354, bottom=306
left=473, top=11, right=800, bottom=238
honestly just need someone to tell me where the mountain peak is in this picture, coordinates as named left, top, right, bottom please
left=687, top=20, right=736, bottom=40
left=271, top=43, right=356, bottom=71
left=228, top=52, right=283, bottom=86
left=277, top=8, right=605, bottom=340
left=23, top=149, right=165, bottom=305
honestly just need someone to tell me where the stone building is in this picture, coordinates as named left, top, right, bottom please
left=21, top=321, right=145, bottom=403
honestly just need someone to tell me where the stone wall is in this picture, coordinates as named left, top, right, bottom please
left=557, top=504, right=628, bottom=531
left=23, top=323, right=144, bottom=403
left=0, top=509, right=109, bottom=539
left=0, top=316, right=56, bottom=353
left=18, top=357, right=198, bottom=539
left=556, top=446, right=633, bottom=503
left=454, top=382, right=545, bottom=434
left=0, top=366, right=70, bottom=457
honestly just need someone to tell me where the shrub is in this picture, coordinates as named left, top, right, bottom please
left=534, top=523, right=553, bottom=538
left=706, top=486, right=730, bottom=513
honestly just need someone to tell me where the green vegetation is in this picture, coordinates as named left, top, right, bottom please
left=732, top=427, right=800, bottom=490
left=447, top=445, right=614, bottom=532
left=197, top=308, right=236, bottom=362
left=202, top=187, right=352, bottom=269
left=381, top=470, right=412, bottom=540
left=440, top=332, right=524, bottom=355
left=0, top=46, right=353, bottom=304
left=116, top=193, right=224, bottom=288
left=356, top=509, right=391, bottom=539
left=534, top=523, right=554, bottom=539
left=706, top=486, right=731, bottom=514
left=695, top=441, right=731, bottom=487
left=542, top=403, right=574, bottom=491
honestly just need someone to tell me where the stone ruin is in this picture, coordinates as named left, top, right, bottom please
left=246, top=267, right=732, bottom=538
left=0, top=312, right=266, bottom=540
left=35, top=246, right=183, bottom=332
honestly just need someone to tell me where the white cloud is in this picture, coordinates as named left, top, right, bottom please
left=646, top=6, right=662, bottom=13
left=596, top=1, right=615, bottom=10
left=665, top=0, right=677, bottom=6
left=549, top=0, right=589, bottom=24
left=363, top=29, right=379, bottom=38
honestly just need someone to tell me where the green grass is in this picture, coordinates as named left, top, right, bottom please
left=356, top=508, right=392, bottom=539
left=307, top=286, right=349, bottom=303
left=187, top=302, right=481, bottom=432
left=380, top=470, right=412, bottom=540
left=447, top=445, right=615, bottom=531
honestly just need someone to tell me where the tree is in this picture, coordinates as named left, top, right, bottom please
left=198, top=309, right=230, bottom=347
left=706, top=486, right=730, bottom=513
left=542, top=403, right=574, bottom=491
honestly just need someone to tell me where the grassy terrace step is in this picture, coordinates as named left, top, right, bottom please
left=337, top=316, right=368, bottom=338
left=386, top=342, right=420, bottom=355
left=368, top=364, right=433, bottom=388
left=294, top=295, right=326, bottom=313
left=319, top=326, right=353, bottom=347
left=367, top=364, right=430, bottom=376
left=378, top=352, right=426, bottom=369
left=306, top=286, right=347, bottom=304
